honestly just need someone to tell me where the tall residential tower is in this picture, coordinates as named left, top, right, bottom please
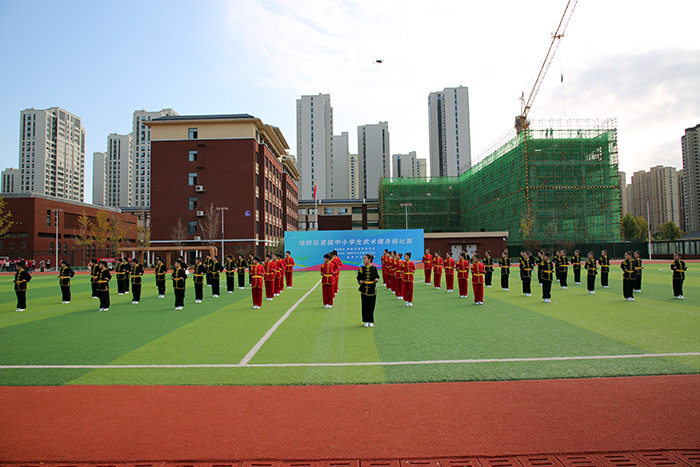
left=297, top=94, right=333, bottom=200
left=682, top=123, right=700, bottom=232
left=357, top=122, right=390, bottom=199
left=428, top=86, right=472, bottom=177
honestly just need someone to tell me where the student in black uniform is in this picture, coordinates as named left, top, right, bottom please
left=633, top=250, right=643, bottom=293
left=520, top=250, right=533, bottom=297
left=357, top=254, right=380, bottom=327
left=599, top=250, right=610, bottom=288
left=14, top=260, right=32, bottom=311
left=58, top=260, right=75, bottom=303
left=621, top=251, right=635, bottom=301
left=571, top=250, right=582, bottom=285
left=210, top=255, right=223, bottom=297
left=584, top=251, right=597, bottom=294
left=154, top=256, right=167, bottom=298
left=671, top=252, right=687, bottom=299
left=499, top=250, right=510, bottom=291
left=557, top=249, right=569, bottom=289
left=193, top=257, right=206, bottom=304
left=236, top=254, right=247, bottom=289
left=204, top=254, right=213, bottom=287
left=225, top=254, right=236, bottom=293
left=172, top=259, right=187, bottom=310
left=90, top=258, right=100, bottom=299
left=541, top=251, right=554, bottom=303
left=483, top=250, right=494, bottom=288
left=97, top=260, right=112, bottom=311
left=115, top=257, right=127, bottom=295
left=130, top=258, right=144, bottom=304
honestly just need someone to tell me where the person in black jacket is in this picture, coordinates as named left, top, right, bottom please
left=357, top=254, right=380, bottom=327
left=671, top=252, right=687, bottom=299
left=130, top=258, right=144, bottom=304
left=97, top=260, right=112, bottom=311
left=58, top=260, right=75, bottom=303
left=192, top=257, right=206, bottom=304
left=172, top=259, right=187, bottom=310
left=14, top=260, right=32, bottom=311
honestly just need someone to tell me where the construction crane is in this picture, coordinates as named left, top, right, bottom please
left=515, top=0, right=578, bottom=134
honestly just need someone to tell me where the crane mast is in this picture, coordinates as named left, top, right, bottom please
left=515, top=0, right=578, bottom=133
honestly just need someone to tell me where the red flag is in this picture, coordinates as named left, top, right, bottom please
left=313, top=184, right=317, bottom=200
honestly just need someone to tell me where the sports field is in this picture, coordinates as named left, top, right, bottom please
left=1, top=264, right=699, bottom=386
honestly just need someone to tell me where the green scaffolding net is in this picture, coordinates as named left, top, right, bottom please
left=380, top=119, right=621, bottom=245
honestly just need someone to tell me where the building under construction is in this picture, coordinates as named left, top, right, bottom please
left=379, top=119, right=621, bottom=246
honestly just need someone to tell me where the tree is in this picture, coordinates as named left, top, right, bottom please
left=109, top=213, right=128, bottom=255
left=137, top=224, right=151, bottom=247
left=0, top=196, right=13, bottom=238
left=199, top=202, right=221, bottom=246
left=91, top=210, right=111, bottom=256
left=635, top=216, right=649, bottom=241
left=73, top=211, right=94, bottom=266
left=658, top=221, right=684, bottom=240
left=621, top=213, right=640, bottom=240
left=170, top=217, right=187, bottom=247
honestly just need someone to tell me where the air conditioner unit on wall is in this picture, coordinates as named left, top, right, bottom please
left=196, top=211, right=205, bottom=217
left=195, top=185, right=205, bottom=192
left=193, top=236, right=201, bottom=241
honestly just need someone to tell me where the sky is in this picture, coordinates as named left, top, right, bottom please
left=1, top=0, right=699, bottom=203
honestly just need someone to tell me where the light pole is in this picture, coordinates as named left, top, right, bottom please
left=216, top=206, right=228, bottom=257
left=52, top=208, right=63, bottom=271
left=400, top=203, right=412, bottom=229
left=643, top=198, right=653, bottom=260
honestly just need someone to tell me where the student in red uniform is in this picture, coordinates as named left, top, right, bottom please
left=331, top=250, right=342, bottom=296
left=263, top=254, right=276, bottom=301
left=380, top=249, right=388, bottom=287
left=456, top=252, right=470, bottom=298
left=284, top=251, right=295, bottom=288
left=403, top=252, right=415, bottom=306
left=422, top=248, right=433, bottom=285
left=275, top=254, right=285, bottom=295
left=444, top=251, right=456, bottom=293
left=432, top=251, right=444, bottom=289
left=321, top=253, right=336, bottom=308
left=249, top=256, right=264, bottom=309
left=394, top=252, right=404, bottom=300
left=471, top=253, right=485, bottom=305
left=386, top=251, right=395, bottom=292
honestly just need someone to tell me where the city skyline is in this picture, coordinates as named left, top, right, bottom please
left=1, top=0, right=699, bottom=202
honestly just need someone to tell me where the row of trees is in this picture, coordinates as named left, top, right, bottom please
left=170, top=202, right=221, bottom=246
left=621, top=213, right=684, bottom=241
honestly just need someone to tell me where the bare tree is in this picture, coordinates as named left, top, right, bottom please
left=199, top=203, right=221, bottom=246
left=170, top=217, right=187, bottom=247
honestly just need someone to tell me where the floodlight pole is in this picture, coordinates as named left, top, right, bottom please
left=400, top=203, right=412, bottom=229
left=643, top=198, right=653, bottom=260
left=217, top=207, right=228, bottom=257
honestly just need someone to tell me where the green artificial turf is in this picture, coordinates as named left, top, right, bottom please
left=1, top=264, right=698, bottom=386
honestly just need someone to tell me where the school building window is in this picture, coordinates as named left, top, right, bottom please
left=188, top=128, right=198, bottom=139
left=188, top=197, right=197, bottom=210
left=188, top=173, right=198, bottom=185
left=188, top=150, right=198, bottom=161
left=187, top=221, right=197, bottom=234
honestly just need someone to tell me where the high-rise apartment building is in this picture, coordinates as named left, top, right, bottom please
left=98, top=133, right=133, bottom=207
left=18, top=107, right=85, bottom=201
left=428, top=86, right=472, bottom=177
left=349, top=154, right=360, bottom=199
left=92, top=152, right=106, bottom=205
left=1, top=168, right=20, bottom=193
left=131, top=109, right=178, bottom=207
left=332, top=132, right=350, bottom=199
left=297, top=94, right=333, bottom=200
left=627, top=166, right=681, bottom=233
left=681, top=123, right=700, bottom=232
left=618, top=171, right=628, bottom=214
left=416, top=158, right=427, bottom=178
left=357, top=122, right=390, bottom=199
left=392, top=152, right=426, bottom=178
left=678, top=169, right=686, bottom=232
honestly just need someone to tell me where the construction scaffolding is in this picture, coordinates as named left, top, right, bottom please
left=380, top=119, right=621, bottom=245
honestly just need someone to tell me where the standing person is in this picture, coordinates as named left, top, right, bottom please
left=247, top=253, right=254, bottom=287
left=536, top=250, right=544, bottom=286
left=321, top=253, right=336, bottom=308
left=541, top=251, right=554, bottom=303
left=483, top=250, right=494, bottom=288
left=123, top=256, right=131, bottom=294
left=236, top=254, right=247, bottom=290
left=284, top=251, right=295, bottom=288
left=192, top=257, right=206, bottom=304
left=599, top=250, right=610, bottom=288
left=403, top=252, right=415, bottom=306
left=97, top=261, right=112, bottom=312
left=331, top=250, right=342, bottom=296
left=520, top=251, right=533, bottom=297
left=172, top=259, right=187, bottom=310
left=225, top=255, right=236, bottom=294
left=571, top=250, right=582, bottom=284
left=633, top=250, right=643, bottom=293
left=584, top=251, right=597, bottom=294
left=444, top=251, right=456, bottom=293
left=210, top=255, right=223, bottom=298
left=40, top=259, right=45, bottom=272
left=422, top=248, right=433, bottom=286
left=557, top=250, right=569, bottom=289
left=249, top=256, right=264, bottom=308
left=499, top=250, right=510, bottom=291
left=432, top=251, right=444, bottom=289
left=671, top=252, right=687, bottom=299
left=358, top=254, right=380, bottom=327
left=394, top=252, right=404, bottom=300
left=13, top=260, right=31, bottom=311
left=470, top=254, right=485, bottom=305
left=154, top=256, right=167, bottom=298
left=58, top=260, right=75, bottom=304
left=115, top=258, right=126, bottom=295
left=275, top=254, right=285, bottom=295
left=90, top=258, right=100, bottom=299
left=456, top=252, right=470, bottom=298
left=385, top=251, right=395, bottom=292
left=130, top=258, right=144, bottom=304
left=263, top=254, right=276, bottom=301
left=621, top=251, right=635, bottom=301
left=204, top=254, right=213, bottom=287
left=380, top=249, right=388, bottom=287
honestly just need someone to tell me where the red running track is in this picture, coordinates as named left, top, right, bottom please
left=1, top=375, right=699, bottom=462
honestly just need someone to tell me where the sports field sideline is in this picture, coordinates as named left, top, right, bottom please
left=1, top=263, right=699, bottom=386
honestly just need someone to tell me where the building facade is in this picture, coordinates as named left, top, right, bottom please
left=332, top=132, right=350, bottom=199
left=357, top=122, right=390, bottom=199
left=92, top=152, right=106, bottom=205
left=416, top=158, right=427, bottom=178
left=627, top=166, right=682, bottom=233
left=147, top=114, right=300, bottom=258
left=94, top=133, right=133, bottom=208
left=392, top=151, right=427, bottom=178
left=428, top=86, right=472, bottom=177
left=678, top=169, right=686, bottom=232
left=1, top=168, right=20, bottom=193
left=348, top=154, right=360, bottom=199
left=18, top=107, right=85, bottom=201
left=297, top=198, right=379, bottom=231
left=297, top=94, right=333, bottom=200
left=682, top=123, right=700, bottom=232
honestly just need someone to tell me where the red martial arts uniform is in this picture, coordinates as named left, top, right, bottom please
left=263, top=260, right=276, bottom=300
left=250, top=264, right=264, bottom=307
left=276, top=258, right=285, bottom=294
left=284, top=255, right=295, bottom=288
left=395, top=258, right=404, bottom=298
left=457, top=259, right=470, bottom=297
left=422, top=253, right=433, bottom=284
left=321, top=261, right=336, bottom=306
left=444, top=256, right=456, bottom=292
left=403, top=260, right=415, bottom=302
left=471, top=261, right=485, bottom=303
left=433, top=256, right=444, bottom=289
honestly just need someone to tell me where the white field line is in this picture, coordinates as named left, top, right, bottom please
left=2, top=352, right=699, bottom=370
left=238, top=279, right=321, bottom=365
